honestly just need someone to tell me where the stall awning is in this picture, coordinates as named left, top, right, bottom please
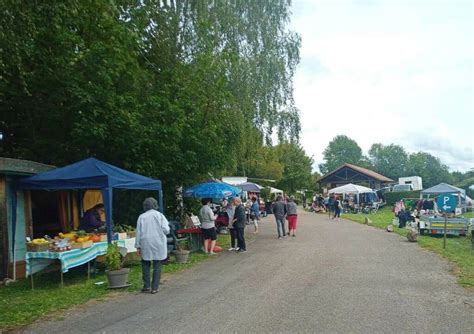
left=18, top=157, right=161, bottom=191
left=420, top=183, right=465, bottom=196
left=328, top=183, right=373, bottom=194
left=12, top=158, right=164, bottom=252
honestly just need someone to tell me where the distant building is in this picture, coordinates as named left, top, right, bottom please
left=318, top=163, right=394, bottom=191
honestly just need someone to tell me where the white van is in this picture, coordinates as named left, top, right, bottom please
left=392, top=184, right=414, bottom=192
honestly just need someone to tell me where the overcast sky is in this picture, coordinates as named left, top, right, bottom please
left=290, top=0, right=473, bottom=173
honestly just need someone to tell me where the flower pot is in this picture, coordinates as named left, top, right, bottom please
left=106, top=268, right=130, bottom=288
left=171, top=250, right=190, bottom=264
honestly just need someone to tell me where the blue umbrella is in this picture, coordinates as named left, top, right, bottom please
left=184, top=182, right=242, bottom=199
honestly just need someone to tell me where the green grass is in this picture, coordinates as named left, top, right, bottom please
left=464, top=210, right=473, bottom=219
left=0, top=232, right=248, bottom=331
left=343, top=207, right=474, bottom=290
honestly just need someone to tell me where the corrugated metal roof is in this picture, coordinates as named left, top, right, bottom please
left=0, top=157, right=54, bottom=176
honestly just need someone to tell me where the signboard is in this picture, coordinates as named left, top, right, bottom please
left=436, top=193, right=456, bottom=213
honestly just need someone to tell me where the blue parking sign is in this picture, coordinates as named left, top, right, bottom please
left=436, top=193, right=456, bottom=213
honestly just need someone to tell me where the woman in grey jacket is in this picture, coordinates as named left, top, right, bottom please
left=287, top=196, right=298, bottom=237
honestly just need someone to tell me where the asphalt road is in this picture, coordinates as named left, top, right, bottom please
left=24, top=209, right=474, bottom=333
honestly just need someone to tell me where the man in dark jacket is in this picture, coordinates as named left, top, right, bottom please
left=272, top=195, right=287, bottom=238
left=232, top=197, right=247, bottom=252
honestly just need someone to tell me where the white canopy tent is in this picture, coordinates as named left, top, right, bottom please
left=328, top=183, right=376, bottom=204
left=269, top=187, right=283, bottom=195
left=328, top=183, right=373, bottom=194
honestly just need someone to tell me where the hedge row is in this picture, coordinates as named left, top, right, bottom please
left=384, top=190, right=421, bottom=206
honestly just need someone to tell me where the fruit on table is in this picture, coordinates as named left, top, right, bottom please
left=32, top=238, right=48, bottom=244
left=89, top=235, right=101, bottom=242
left=58, top=232, right=76, bottom=239
left=75, top=237, right=90, bottom=243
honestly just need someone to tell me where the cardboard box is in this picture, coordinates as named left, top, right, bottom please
left=115, top=232, right=127, bottom=240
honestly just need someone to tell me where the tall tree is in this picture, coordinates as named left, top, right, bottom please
left=1, top=1, right=302, bottom=210
left=368, top=143, right=408, bottom=180
left=407, top=152, right=452, bottom=188
left=318, top=135, right=363, bottom=174
left=275, top=142, right=313, bottom=193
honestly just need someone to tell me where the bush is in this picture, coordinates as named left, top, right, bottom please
left=106, top=242, right=122, bottom=271
left=385, top=190, right=421, bottom=205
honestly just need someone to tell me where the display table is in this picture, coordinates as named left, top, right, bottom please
left=26, top=240, right=128, bottom=289
left=176, top=228, right=203, bottom=252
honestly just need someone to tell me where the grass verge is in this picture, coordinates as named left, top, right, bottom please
left=0, top=232, right=250, bottom=331
left=343, top=207, right=474, bottom=290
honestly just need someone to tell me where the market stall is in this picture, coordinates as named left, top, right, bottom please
left=328, top=183, right=379, bottom=212
left=183, top=181, right=241, bottom=251
left=10, top=158, right=163, bottom=282
left=420, top=183, right=467, bottom=214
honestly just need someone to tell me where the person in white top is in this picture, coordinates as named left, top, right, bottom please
left=135, top=197, right=170, bottom=294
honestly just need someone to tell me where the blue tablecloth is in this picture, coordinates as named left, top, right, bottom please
left=26, top=240, right=125, bottom=276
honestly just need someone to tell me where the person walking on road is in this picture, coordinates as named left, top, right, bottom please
left=199, top=198, right=217, bottom=254
left=333, top=195, right=342, bottom=221
left=272, top=195, right=287, bottom=238
left=327, top=195, right=334, bottom=219
left=232, top=197, right=247, bottom=253
left=135, top=197, right=170, bottom=294
left=286, top=196, right=298, bottom=237
left=250, top=197, right=260, bottom=234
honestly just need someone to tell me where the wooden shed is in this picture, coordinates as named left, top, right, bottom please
left=0, top=158, right=54, bottom=280
left=318, top=163, right=394, bottom=191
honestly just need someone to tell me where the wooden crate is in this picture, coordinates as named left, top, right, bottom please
left=71, top=240, right=93, bottom=249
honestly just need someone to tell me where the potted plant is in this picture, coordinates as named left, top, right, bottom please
left=105, top=242, right=130, bottom=288
left=171, top=238, right=190, bottom=264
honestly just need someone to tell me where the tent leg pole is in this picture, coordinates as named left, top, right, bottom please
left=87, top=261, right=90, bottom=280
left=61, top=271, right=64, bottom=288
left=31, top=273, right=34, bottom=290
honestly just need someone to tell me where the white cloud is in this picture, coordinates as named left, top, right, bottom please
left=291, top=0, right=473, bottom=172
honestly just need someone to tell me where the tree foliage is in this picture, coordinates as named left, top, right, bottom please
left=0, top=0, right=304, bottom=211
left=318, top=135, right=363, bottom=174
left=406, top=152, right=452, bottom=188
left=275, top=142, right=313, bottom=194
left=368, top=143, right=408, bottom=181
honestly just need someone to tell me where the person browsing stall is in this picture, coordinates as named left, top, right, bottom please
left=199, top=198, right=217, bottom=254
left=135, top=197, right=170, bottom=294
left=79, top=203, right=105, bottom=232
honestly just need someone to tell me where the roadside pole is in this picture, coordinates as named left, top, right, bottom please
left=443, top=213, right=447, bottom=249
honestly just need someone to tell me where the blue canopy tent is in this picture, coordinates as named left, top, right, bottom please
left=11, top=158, right=163, bottom=251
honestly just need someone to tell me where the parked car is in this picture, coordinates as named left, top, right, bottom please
left=392, top=184, right=414, bottom=192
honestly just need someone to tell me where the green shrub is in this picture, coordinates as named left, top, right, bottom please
left=385, top=190, right=421, bottom=205
left=105, top=242, right=122, bottom=271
